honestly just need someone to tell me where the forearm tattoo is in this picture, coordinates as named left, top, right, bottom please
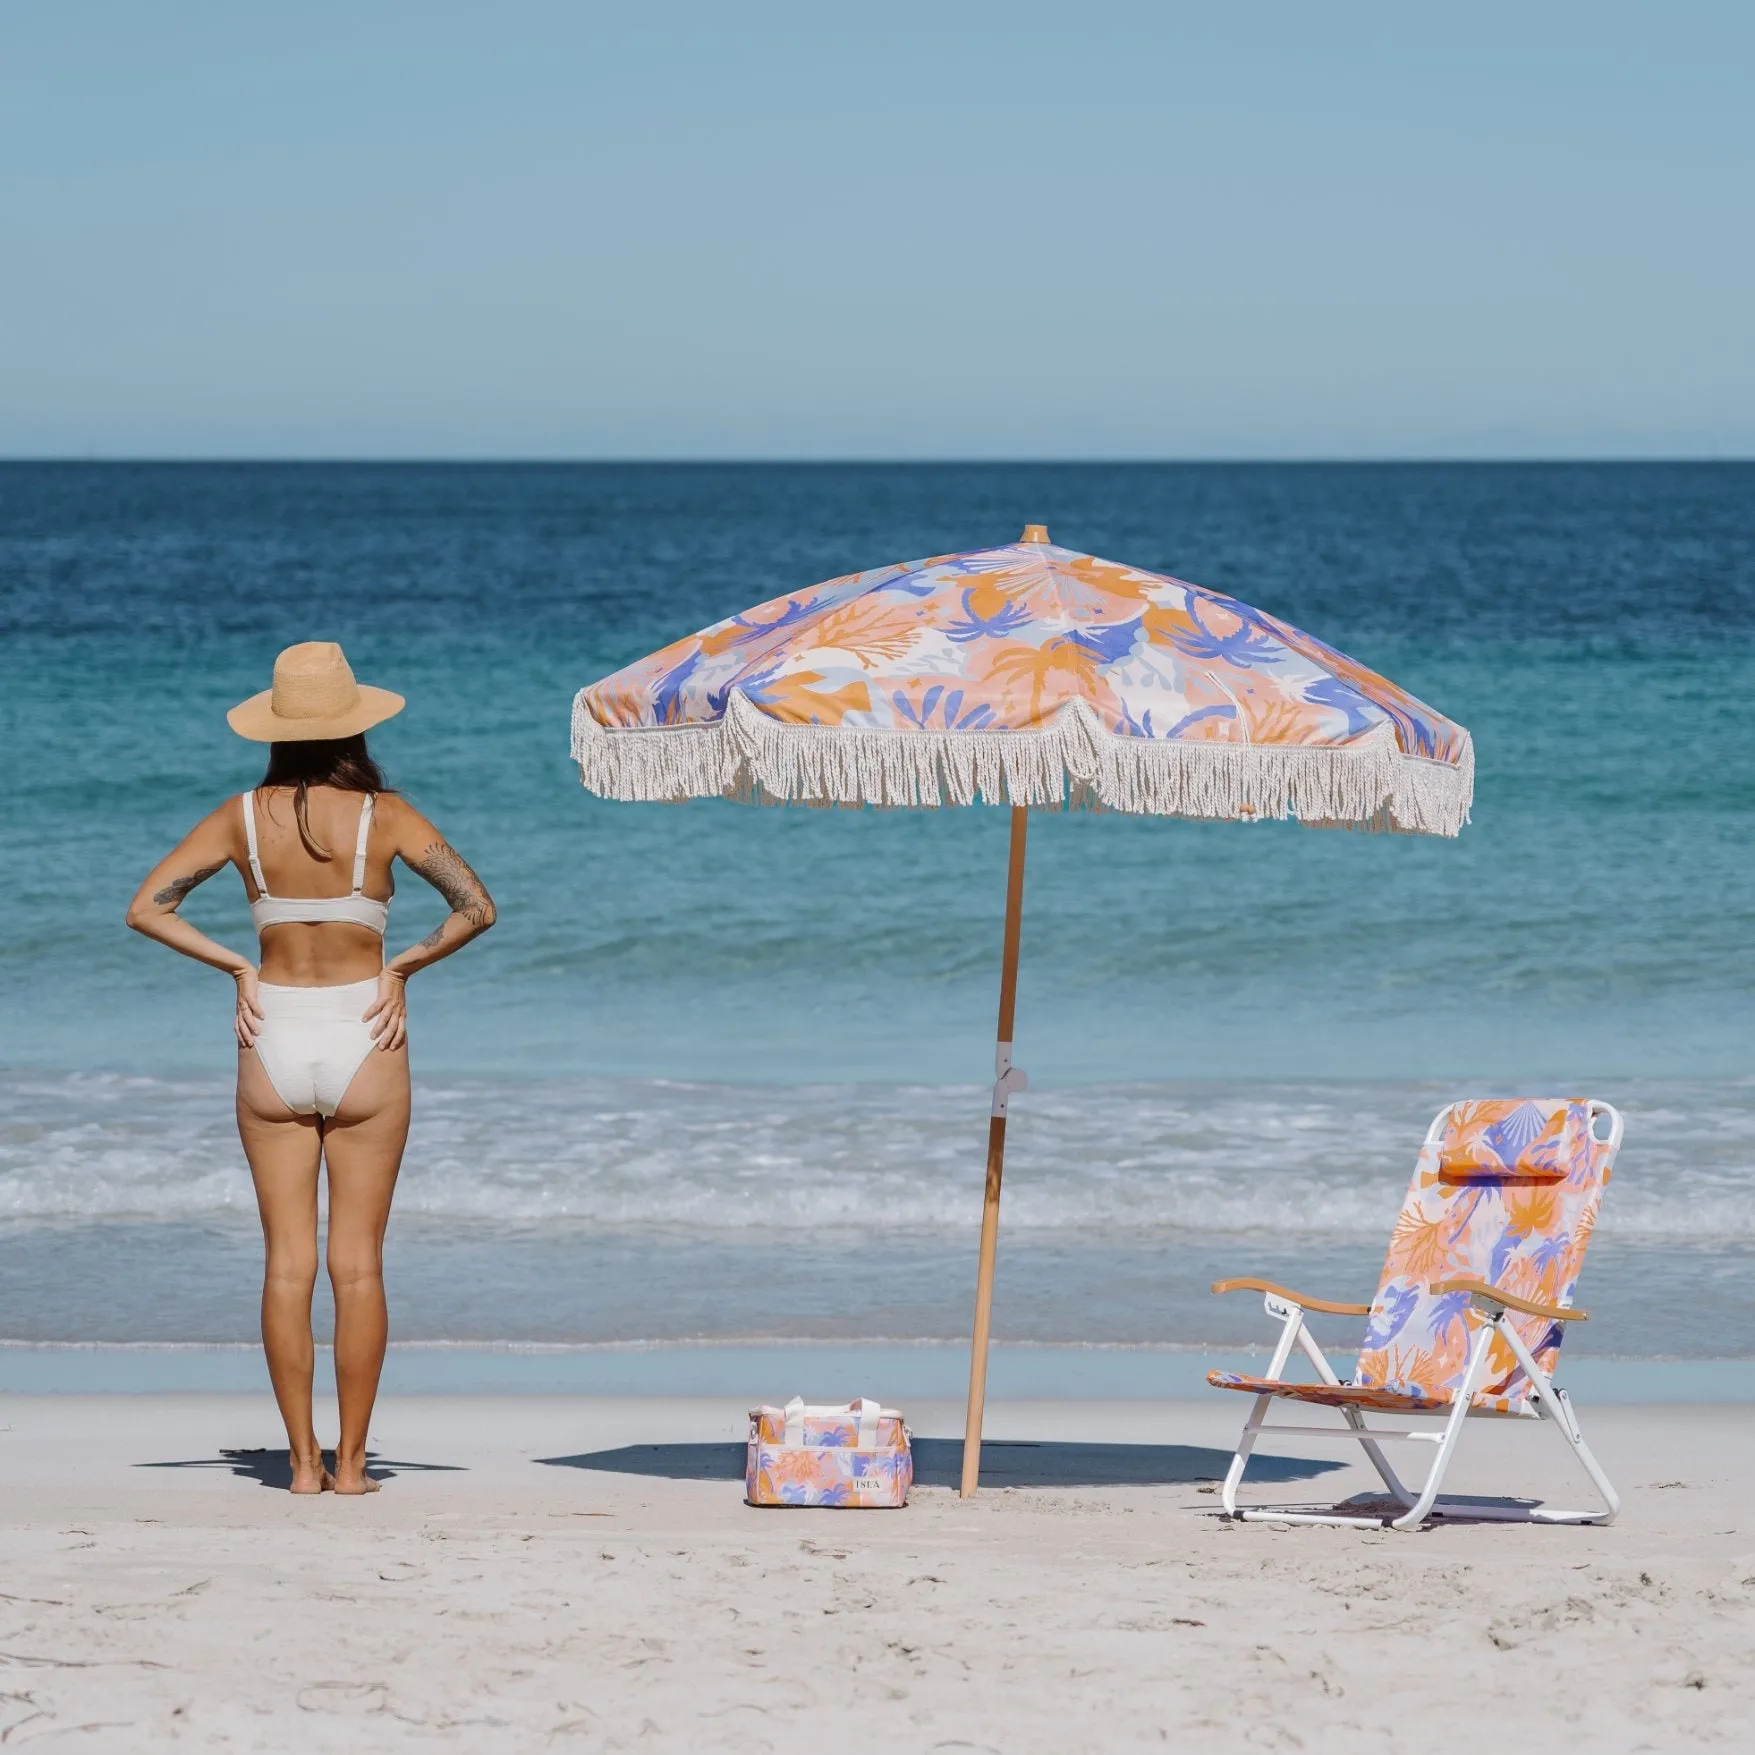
left=415, top=923, right=448, bottom=951
left=152, top=861, right=226, bottom=909
left=411, top=842, right=493, bottom=928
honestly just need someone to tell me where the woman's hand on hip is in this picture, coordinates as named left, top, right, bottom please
left=364, top=969, right=408, bottom=1052
left=233, top=967, right=264, bottom=1049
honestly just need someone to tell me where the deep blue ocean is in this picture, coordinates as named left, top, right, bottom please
left=2, top=463, right=1751, bottom=1360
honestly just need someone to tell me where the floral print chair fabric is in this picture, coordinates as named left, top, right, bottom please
left=1435, top=1099, right=1573, bottom=1180
left=1211, top=1099, right=1605, bottom=1415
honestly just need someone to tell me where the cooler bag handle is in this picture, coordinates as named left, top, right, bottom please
left=852, top=1397, right=880, bottom=1448
left=781, top=1397, right=884, bottom=1448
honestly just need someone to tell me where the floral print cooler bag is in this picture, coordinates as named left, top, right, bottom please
left=746, top=1398, right=913, bottom=1508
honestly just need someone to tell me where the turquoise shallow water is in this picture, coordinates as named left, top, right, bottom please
left=1, top=463, right=1751, bottom=1355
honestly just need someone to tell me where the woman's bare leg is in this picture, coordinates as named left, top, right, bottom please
left=322, top=1042, right=410, bottom=1494
left=236, top=1051, right=329, bottom=1494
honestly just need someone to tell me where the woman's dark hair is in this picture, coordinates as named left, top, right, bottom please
left=261, top=735, right=390, bottom=860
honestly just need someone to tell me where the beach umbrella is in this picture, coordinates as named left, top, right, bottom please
left=572, top=526, right=1473, bottom=1495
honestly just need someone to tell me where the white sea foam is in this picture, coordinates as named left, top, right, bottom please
left=2, top=1069, right=1750, bottom=1241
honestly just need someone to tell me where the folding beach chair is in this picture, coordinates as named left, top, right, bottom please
left=1208, top=1098, right=1624, bottom=1530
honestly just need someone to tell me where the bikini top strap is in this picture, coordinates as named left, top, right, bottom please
left=350, top=793, right=375, bottom=896
left=242, top=791, right=269, bottom=896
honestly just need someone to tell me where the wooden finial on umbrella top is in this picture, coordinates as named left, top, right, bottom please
left=1020, top=524, right=1050, bottom=544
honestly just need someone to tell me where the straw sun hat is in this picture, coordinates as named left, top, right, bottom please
left=226, top=642, right=405, bottom=743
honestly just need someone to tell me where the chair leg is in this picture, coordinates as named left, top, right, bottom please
left=1541, top=1389, right=1620, bottom=1523
left=1388, top=1324, right=1495, bottom=1531
left=1499, top=1320, right=1621, bottom=1524
left=1219, top=1304, right=1306, bottom=1517
left=1220, top=1393, right=1272, bottom=1516
left=1340, top=1405, right=1417, bottom=1507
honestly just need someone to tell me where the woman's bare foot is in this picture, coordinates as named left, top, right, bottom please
left=332, top=1450, right=380, bottom=1495
left=288, top=1448, right=333, bottom=1495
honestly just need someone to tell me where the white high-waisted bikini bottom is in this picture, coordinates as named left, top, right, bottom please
left=252, top=978, right=379, bottom=1119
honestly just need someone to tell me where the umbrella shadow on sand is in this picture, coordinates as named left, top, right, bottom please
left=537, top=1438, right=1344, bottom=1490
left=139, top=1449, right=467, bottom=1490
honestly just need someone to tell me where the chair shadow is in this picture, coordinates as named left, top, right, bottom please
left=537, top=1438, right=1345, bottom=1489
left=138, top=1449, right=467, bottom=1490
left=1322, top=1491, right=1552, bottom=1525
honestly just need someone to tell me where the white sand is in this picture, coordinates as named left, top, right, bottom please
left=2, top=1393, right=1751, bottom=1751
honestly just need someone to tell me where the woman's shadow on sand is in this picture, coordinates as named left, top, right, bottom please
left=139, top=1449, right=466, bottom=1489
left=537, top=1439, right=1341, bottom=1490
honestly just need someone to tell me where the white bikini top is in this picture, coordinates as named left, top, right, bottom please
left=243, top=790, right=390, bottom=937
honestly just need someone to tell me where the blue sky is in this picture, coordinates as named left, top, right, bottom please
left=3, top=3, right=1750, bottom=458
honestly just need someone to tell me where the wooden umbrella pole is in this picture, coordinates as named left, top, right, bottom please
left=960, top=805, right=1030, bottom=1499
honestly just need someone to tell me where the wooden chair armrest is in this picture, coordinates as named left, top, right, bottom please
left=1432, top=1278, right=1589, bottom=1322
left=1210, top=1276, right=1372, bottom=1316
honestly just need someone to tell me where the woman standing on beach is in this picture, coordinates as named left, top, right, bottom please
left=125, top=642, right=496, bottom=1494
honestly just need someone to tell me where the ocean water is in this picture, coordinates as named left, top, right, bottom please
left=1, top=463, right=1752, bottom=1362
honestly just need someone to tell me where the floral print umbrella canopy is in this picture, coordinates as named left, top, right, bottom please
left=572, top=527, right=1473, bottom=1497
left=573, top=527, right=1473, bottom=834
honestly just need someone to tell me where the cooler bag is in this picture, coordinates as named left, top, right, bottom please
left=745, top=1397, right=913, bottom=1507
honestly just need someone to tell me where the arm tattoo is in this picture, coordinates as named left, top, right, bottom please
left=411, top=842, right=493, bottom=928
left=416, top=923, right=448, bottom=951
left=152, top=860, right=226, bottom=909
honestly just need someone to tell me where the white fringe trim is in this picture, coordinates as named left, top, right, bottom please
left=571, top=690, right=1474, bottom=837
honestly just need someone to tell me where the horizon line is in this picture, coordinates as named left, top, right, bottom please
left=3, top=454, right=1753, bottom=468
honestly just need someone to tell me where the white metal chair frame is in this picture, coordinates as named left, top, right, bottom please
left=1215, top=1100, right=1624, bottom=1532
